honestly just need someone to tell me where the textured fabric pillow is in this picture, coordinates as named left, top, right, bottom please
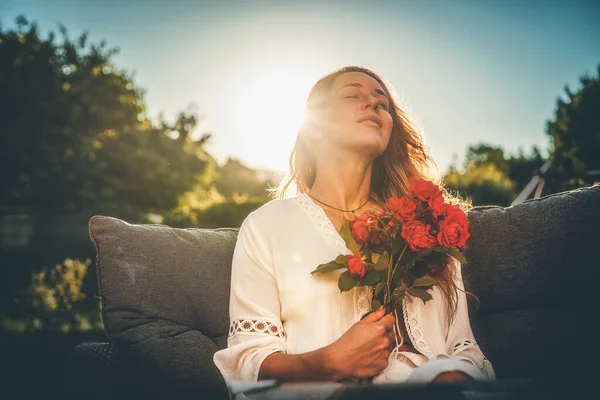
left=462, top=183, right=599, bottom=380
left=90, top=216, right=238, bottom=342
left=463, top=183, right=600, bottom=315
left=89, top=216, right=238, bottom=397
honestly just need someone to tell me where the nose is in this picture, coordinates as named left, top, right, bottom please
left=362, top=94, right=380, bottom=110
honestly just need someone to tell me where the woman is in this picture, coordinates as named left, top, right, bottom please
left=213, top=66, right=495, bottom=389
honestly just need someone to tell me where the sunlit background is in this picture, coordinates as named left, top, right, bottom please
left=3, top=0, right=598, bottom=174
left=1, top=1, right=599, bottom=396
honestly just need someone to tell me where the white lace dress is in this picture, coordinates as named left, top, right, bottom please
left=213, top=193, right=496, bottom=386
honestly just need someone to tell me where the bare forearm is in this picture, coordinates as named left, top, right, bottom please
left=258, top=347, right=341, bottom=382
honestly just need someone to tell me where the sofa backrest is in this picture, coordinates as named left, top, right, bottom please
left=462, top=183, right=600, bottom=379
left=90, top=183, right=600, bottom=380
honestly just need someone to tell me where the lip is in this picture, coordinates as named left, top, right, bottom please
left=356, top=114, right=382, bottom=128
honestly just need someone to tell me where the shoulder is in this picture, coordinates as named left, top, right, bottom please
left=240, top=196, right=300, bottom=236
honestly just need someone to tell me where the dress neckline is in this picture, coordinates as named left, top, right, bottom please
left=294, top=192, right=354, bottom=257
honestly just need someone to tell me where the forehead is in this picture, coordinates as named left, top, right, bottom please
left=332, top=72, right=385, bottom=93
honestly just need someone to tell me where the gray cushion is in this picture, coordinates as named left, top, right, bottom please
left=89, top=216, right=238, bottom=343
left=462, top=183, right=599, bottom=380
left=463, top=183, right=600, bottom=315
left=89, top=216, right=238, bottom=397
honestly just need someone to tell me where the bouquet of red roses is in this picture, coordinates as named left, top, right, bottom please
left=310, top=177, right=471, bottom=317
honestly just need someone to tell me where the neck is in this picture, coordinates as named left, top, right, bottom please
left=308, top=155, right=374, bottom=211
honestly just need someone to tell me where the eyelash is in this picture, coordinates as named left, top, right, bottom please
left=345, top=95, right=388, bottom=110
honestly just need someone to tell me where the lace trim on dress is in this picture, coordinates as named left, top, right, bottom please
left=295, top=193, right=353, bottom=257
left=354, top=285, right=373, bottom=322
left=450, top=338, right=492, bottom=379
left=402, top=295, right=435, bottom=359
left=451, top=338, right=478, bottom=353
left=228, top=317, right=286, bottom=341
left=294, top=193, right=373, bottom=322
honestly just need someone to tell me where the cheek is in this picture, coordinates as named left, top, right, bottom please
left=325, top=104, right=357, bottom=134
left=384, top=116, right=393, bottom=138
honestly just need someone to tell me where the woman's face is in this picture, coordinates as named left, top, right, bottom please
left=311, top=71, right=393, bottom=159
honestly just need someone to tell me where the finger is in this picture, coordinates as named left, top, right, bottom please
left=388, top=329, right=397, bottom=342
left=361, top=306, right=386, bottom=323
left=377, top=313, right=396, bottom=330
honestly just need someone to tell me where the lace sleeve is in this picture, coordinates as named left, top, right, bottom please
left=444, top=257, right=496, bottom=380
left=213, top=215, right=286, bottom=383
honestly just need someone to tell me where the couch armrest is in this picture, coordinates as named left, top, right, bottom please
left=73, top=341, right=120, bottom=369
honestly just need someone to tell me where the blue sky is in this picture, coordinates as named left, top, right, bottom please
left=2, top=0, right=598, bottom=176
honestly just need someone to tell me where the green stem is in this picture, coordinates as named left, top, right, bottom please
left=385, top=243, right=408, bottom=312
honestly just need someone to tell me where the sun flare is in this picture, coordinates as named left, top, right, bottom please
left=230, top=63, right=324, bottom=173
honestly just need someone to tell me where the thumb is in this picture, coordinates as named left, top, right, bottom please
left=361, top=306, right=386, bottom=323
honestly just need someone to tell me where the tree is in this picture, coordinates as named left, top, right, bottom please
left=214, top=158, right=273, bottom=198
left=545, top=64, right=600, bottom=192
left=0, top=16, right=216, bottom=220
left=443, top=162, right=516, bottom=207
left=443, top=142, right=546, bottom=206
left=463, top=143, right=509, bottom=174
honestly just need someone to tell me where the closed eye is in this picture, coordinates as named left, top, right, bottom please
left=345, top=95, right=388, bottom=110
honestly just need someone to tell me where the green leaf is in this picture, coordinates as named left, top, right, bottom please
left=310, top=260, right=346, bottom=275
left=374, top=281, right=386, bottom=298
left=339, top=217, right=360, bottom=255
left=391, top=234, right=406, bottom=255
left=334, top=254, right=349, bottom=264
left=447, top=249, right=467, bottom=265
left=338, top=270, right=358, bottom=292
left=408, top=287, right=433, bottom=303
left=429, top=246, right=447, bottom=253
left=391, top=267, right=409, bottom=288
left=425, top=251, right=446, bottom=265
left=392, top=281, right=408, bottom=296
left=389, top=285, right=408, bottom=311
left=411, top=275, right=442, bottom=287
left=373, top=251, right=390, bottom=271
left=403, top=248, right=432, bottom=267
left=370, top=298, right=382, bottom=314
left=360, top=269, right=386, bottom=286
left=371, top=252, right=381, bottom=265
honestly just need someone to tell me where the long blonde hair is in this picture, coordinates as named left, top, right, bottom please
left=268, top=65, right=473, bottom=326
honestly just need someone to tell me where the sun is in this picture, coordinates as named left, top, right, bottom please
left=230, top=63, right=323, bottom=173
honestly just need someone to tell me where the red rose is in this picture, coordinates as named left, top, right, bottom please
left=350, top=214, right=371, bottom=245
left=369, top=207, right=384, bottom=218
left=429, top=193, right=450, bottom=219
left=384, top=219, right=397, bottom=236
left=400, top=220, right=437, bottom=252
left=347, top=254, right=366, bottom=279
left=409, top=177, right=442, bottom=202
left=351, top=208, right=384, bottom=246
left=437, top=206, right=470, bottom=249
left=386, top=195, right=417, bottom=222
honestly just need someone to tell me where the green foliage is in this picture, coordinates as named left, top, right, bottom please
left=443, top=141, right=548, bottom=206
left=443, top=162, right=517, bottom=206
left=339, top=217, right=360, bottom=255
left=338, top=270, right=358, bottom=292
left=215, top=158, right=275, bottom=198
left=1, top=257, right=103, bottom=333
left=0, top=17, right=216, bottom=220
left=463, top=143, right=509, bottom=174
left=166, top=192, right=270, bottom=228
left=545, top=64, right=600, bottom=192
